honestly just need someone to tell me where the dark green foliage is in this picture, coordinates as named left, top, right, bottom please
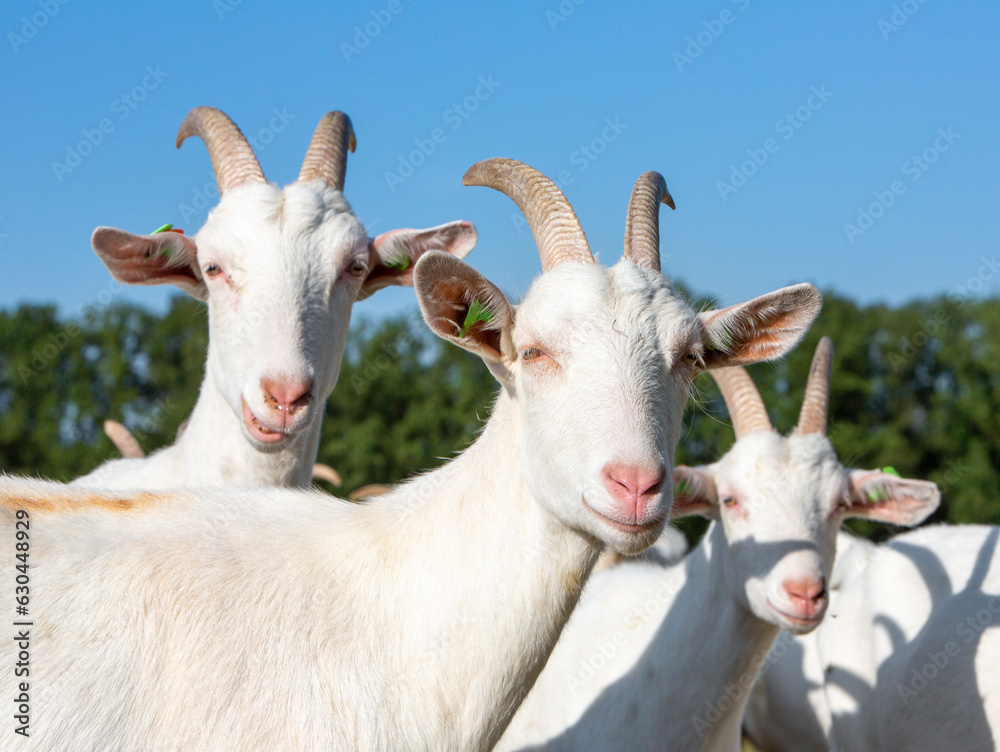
left=1, top=289, right=998, bottom=543
left=0, top=296, right=205, bottom=481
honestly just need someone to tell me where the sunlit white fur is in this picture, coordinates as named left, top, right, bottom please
left=744, top=525, right=1000, bottom=752
left=74, top=179, right=472, bottom=489
left=0, top=245, right=819, bottom=751
left=497, top=427, right=938, bottom=751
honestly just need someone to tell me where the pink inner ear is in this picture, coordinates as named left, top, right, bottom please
left=849, top=470, right=883, bottom=493
left=92, top=228, right=202, bottom=292
left=846, top=469, right=940, bottom=527
left=670, top=466, right=716, bottom=519
left=361, top=223, right=476, bottom=301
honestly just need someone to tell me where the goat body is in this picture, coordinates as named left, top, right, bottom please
left=498, top=340, right=940, bottom=752
left=745, top=525, right=1000, bottom=751
left=3, top=160, right=822, bottom=750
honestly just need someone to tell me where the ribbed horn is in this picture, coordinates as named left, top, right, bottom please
left=298, top=111, right=356, bottom=191
left=796, top=337, right=834, bottom=436
left=103, top=420, right=145, bottom=459
left=711, top=366, right=773, bottom=439
left=176, top=107, right=265, bottom=194
left=463, top=158, right=592, bottom=272
left=624, top=171, right=675, bottom=271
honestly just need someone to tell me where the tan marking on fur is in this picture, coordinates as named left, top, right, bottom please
left=2, top=491, right=167, bottom=515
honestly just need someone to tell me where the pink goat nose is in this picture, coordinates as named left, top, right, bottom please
left=783, top=577, right=828, bottom=607
left=262, top=378, right=314, bottom=414
left=601, top=464, right=665, bottom=521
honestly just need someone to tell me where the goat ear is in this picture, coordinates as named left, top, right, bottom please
left=414, top=251, right=515, bottom=383
left=698, top=283, right=822, bottom=368
left=358, top=221, right=478, bottom=301
left=670, top=465, right=718, bottom=519
left=844, top=469, right=941, bottom=526
left=91, top=227, right=206, bottom=301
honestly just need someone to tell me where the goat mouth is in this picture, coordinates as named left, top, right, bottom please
left=766, top=598, right=826, bottom=628
left=242, top=399, right=290, bottom=444
left=582, top=496, right=664, bottom=536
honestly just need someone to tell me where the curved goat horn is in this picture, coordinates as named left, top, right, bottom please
left=796, top=336, right=834, bottom=436
left=463, top=158, right=592, bottom=272
left=176, top=107, right=265, bottom=194
left=298, top=111, right=356, bottom=191
left=711, top=367, right=773, bottom=439
left=624, top=171, right=675, bottom=271
left=312, top=463, right=343, bottom=487
left=103, top=420, right=145, bottom=459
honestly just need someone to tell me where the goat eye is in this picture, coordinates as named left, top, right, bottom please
left=522, top=348, right=544, bottom=361
left=721, top=496, right=738, bottom=507
left=683, top=350, right=702, bottom=368
left=204, top=263, right=222, bottom=278
left=348, top=260, right=367, bottom=277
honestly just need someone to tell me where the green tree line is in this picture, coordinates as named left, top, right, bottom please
left=1, top=288, right=998, bottom=539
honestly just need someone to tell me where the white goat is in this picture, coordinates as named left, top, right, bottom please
left=0, top=160, right=823, bottom=751
left=744, top=524, right=1000, bottom=751
left=101, top=420, right=343, bottom=487
left=496, top=338, right=941, bottom=752
left=74, top=106, right=476, bottom=489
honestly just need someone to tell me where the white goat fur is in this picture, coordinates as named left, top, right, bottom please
left=74, top=109, right=475, bottom=490
left=497, top=356, right=940, bottom=752
left=744, top=525, right=1000, bottom=751
left=0, top=161, right=823, bottom=751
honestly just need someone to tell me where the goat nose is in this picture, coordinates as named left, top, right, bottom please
left=782, top=577, right=828, bottom=606
left=601, top=464, right=665, bottom=520
left=262, top=378, right=314, bottom=414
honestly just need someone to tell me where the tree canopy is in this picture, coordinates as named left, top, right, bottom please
left=1, top=287, right=997, bottom=541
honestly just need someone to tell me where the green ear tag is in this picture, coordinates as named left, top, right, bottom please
left=459, top=300, right=492, bottom=338
left=867, top=487, right=889, bottom=503
left=151, top=223, right=173, bottom=234
left=881, top=466, right=901, bottom=477
left=385, top=255, right=411, bottom=271
left=676, top=479, right=689, bottom=495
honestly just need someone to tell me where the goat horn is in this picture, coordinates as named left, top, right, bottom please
left=312, top=463, right=343, bottom=487
left=348, top=483, right=393, bottom=501
left=298, top=111, right=356, bottom=191
left=176, top=107, right=265, bottom=194
left=103, top=420, right=145, bottom=459
left=710, top=367, right=773, bottom=439
left=463, top=158, right=592, bottom=272
left=624, top=171, right=675, bottom=272
left=796, top=336, right=834, bottom=436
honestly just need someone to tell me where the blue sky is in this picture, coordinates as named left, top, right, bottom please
left=2, top=1, right=998, bottom=322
